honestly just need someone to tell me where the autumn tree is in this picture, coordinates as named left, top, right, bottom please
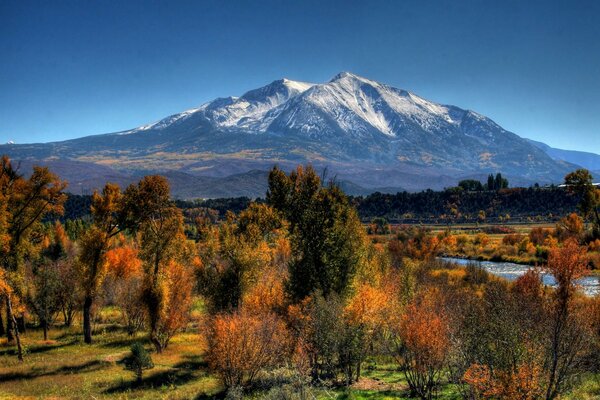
left=343, top=281, right=400, bottom=382
left=0, top=156, right=66, bottom=358
left=564, top=169, right=600, bottom=238
left=555, top=212, right=584, bottom=242
left=126, top=175, right=191, bottom=352
left=26, top=222, right=76, bottom=340
left=266, top=165, right=366, bottom=301
left=544, top=239, right=592, bottom=399
left=197, top=203, right=285, bottom=313
left=104, top=243, right=146, bottom=335
left=77, top=183, right=126, bottom=344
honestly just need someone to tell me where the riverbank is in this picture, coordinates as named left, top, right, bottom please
left=441, top=252, right=600, bottom=277
left=439, top=257, right=600, bottom=297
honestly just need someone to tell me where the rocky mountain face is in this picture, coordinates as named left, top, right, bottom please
left=1, top=72, right=578, bottom=198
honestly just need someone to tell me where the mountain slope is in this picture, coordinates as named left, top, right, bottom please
left=526, top=138, right=600, bottom=172
left=1, top=72, right=579, bottom=198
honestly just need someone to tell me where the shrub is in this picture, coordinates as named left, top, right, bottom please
left=392, top=290, right=450, bottom=399
left=207, top=311, right=290, bottom=388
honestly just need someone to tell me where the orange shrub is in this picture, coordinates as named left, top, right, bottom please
left=463, top=362, right=545, bottom=400
left=394, top=290, right=450, bottom=399
left=242, top=266, right=286, bottom=316
left=207, top=311, right=290, bottom=388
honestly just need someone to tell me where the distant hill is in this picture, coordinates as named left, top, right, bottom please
left=1, top=72, right=581, bottom=198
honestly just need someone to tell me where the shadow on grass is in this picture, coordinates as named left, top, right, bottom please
left=194, top=391, right=226, bottom=400
left=172, top=354, right=208, bottom=370
left=100, top=335, right=147, bottom=349
left=104, top=354, right=211, bottom=394
left=0, top=359, right=110, bottom=382
left=337, top=389, right=409, bottom=399
left=0, top=339, right=77, bottom=356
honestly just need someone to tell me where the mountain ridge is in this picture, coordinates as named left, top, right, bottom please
left=1, top=72, right=584, bottom=198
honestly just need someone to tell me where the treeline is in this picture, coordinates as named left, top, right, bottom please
left=353, top=187, right=579, bottom=223
left=60, top=187, right=579, bottom=225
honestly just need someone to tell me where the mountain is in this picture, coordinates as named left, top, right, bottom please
left=1, top=72, right=580, bottom=198
left=526, top=139, right=600, bottom=175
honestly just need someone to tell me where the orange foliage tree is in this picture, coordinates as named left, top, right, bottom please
left=150, top=260, right=194, bottom=350
left=545, top=238, right=591, bottom=399
left=343, top=281, right=400, bottom=381
left=104, top=243, right=146, bottom=335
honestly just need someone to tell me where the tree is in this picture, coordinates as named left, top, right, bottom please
left=555, top=212, right=584, bottom=242
left=458, top=179, right=484, bottom=192
left=544, top=239, right=592, bottom=399
left=564, top=169, right=600, bottom=238
left=77, top=183, right=126, bottom=344
left=104, top=244, right=146, bottom=335
left=297, top=292, right=345, bottom=382
left=266, top=166, right=366, bottom=301
left=495, top=173, right=509, bottom=190
left=124, top=342, right=154, bottom=384
left=27, top=222, right=74, bottom=340
left=129, top=176, right=191, bottom=352
left=486, top=174, right=494, bottom=191
left=344, top=282, right=400, bottom=382
left=0, top=156, right=66, bottom=358
left=198, top=202, right=285, bottom=313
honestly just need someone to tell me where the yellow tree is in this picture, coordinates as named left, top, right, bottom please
left=0, top=156, right=66, bottom=359
left=77, top=183, right=126, bottom=344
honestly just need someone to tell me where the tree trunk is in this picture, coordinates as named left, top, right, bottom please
left=83, top=295, right=93, bottom=344
left=0, top=306, right=4, bottom=336
left=16, top=315, right=25, bottom=333
left=6, top=298, right=14, bottom=342
left=43, top=319, right=48, bottom=341
left=6, top=296, right=23, bottom=361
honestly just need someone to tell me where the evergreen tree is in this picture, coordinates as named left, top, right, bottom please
left=124, top=342, right=154, bottom=383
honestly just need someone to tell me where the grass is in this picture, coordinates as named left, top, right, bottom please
left=0, top=325, right=221, bottom=399
left=1, top=313, right=598, bottom=399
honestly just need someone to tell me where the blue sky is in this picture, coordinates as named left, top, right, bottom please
left=1, top=0, right=599, bottom=153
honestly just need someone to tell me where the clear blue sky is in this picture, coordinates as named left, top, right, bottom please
left=1, top=0, right=599, bottom=153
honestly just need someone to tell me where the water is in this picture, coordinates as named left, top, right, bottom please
left=439, top=257, right=600, bottom=297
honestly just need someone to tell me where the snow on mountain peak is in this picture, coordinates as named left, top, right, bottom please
left=125, top=72, right=477, bottom=140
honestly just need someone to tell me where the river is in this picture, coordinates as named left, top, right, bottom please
left=439, top=257, right=600, bottom=297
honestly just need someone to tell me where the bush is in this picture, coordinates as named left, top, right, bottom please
left=207, top=311, right=290, bottom=388
left=464, top=263, right=489, bottom=285
left=482, top=226, right=516, bottom=234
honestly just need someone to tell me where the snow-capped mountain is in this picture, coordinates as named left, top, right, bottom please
left=0, top=72, right=579, bottom=197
